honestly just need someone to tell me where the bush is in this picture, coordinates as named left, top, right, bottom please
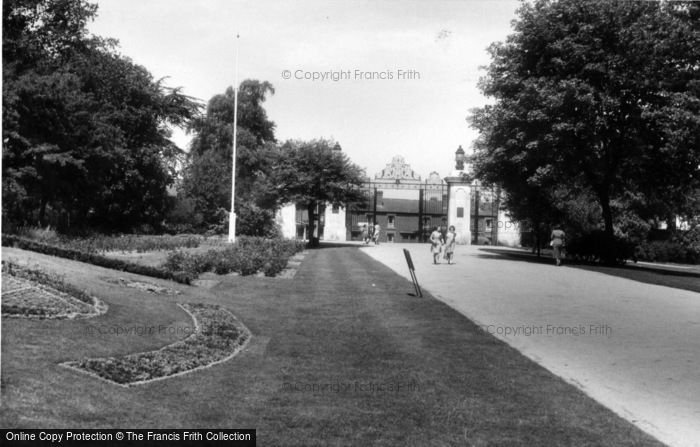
left=9, top=226, right=61, bottom=244
left=161, top=236, right=305, bottom=278
left=163, top=249, right=221, bottom=278
left=566, top=231, right=635, bottom=265
left=263, top=256, right=289, bottom=277
left=634, top=240, right=700, bottom=264
left=213, top=249, right=240, bottom=274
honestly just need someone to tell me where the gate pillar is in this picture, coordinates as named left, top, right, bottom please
left=445, top=146, right=472, bottom=245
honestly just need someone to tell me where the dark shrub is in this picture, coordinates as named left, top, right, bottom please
left=634, top=240, right=699, bottom=264
left=163, top=250, right=219, bottom=278
left=160, top=236, right=305, bottom=278
left=212, top=247, right=240, bottom=274
left=566, top=231, right=635, bottom=265
left=263, top=256, right=288, bottom=277
left=237, top=250, right=266, bottom=276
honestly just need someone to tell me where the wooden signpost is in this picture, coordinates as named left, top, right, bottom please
left=403, top=249, right=422, bottom=297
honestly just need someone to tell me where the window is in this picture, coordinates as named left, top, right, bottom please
left=387, top=215, right=395, bottom=228
left=485, top=218, right=493, bottom=230
left=387, top=233, right=395, bottom=242
left=457, top=207, right=464, bottom=218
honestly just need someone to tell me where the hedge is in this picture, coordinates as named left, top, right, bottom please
left=2, top=235, right=192, bottom=284
left=163, top=236, right=305, bottom=278
left=565, top=231, right=636, bottom=265
left=634, top=240, right=700, bottom=264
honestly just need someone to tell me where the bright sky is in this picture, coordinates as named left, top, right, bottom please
left=88, top=0, right=521, bottom=179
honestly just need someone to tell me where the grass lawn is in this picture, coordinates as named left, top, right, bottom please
left=0, top=246, right=664, bottom=446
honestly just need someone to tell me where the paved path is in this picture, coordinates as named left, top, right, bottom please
left=359, top=243, right=700, bottom=447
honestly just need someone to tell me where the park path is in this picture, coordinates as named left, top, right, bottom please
left=359, top=242, right=700, bottom=447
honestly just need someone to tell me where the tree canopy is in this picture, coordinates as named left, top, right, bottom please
left=471, top=0, right=700, bottom=242
left=2, top=0, right=200, bottom=232
left=176, top=81, right=280, bottom=235
left=175, top=84, right=367, bottom=241
left=273, top=139, right=367, bottom=246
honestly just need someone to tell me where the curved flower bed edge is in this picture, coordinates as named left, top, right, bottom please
left=60, top=303, right=252, bottom=387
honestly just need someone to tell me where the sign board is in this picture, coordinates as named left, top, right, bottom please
left=403, top=249, right=422, bottom=297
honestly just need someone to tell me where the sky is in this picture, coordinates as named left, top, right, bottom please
left=88, top=0, right=522, bottom=180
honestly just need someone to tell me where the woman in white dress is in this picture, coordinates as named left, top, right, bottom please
left=443, top=226, right=457, bottom=264
left=429, top=227, right=443, bottom=264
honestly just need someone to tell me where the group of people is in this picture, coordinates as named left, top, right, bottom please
left=429, top=225, right=457, bottom=264
left=361, top=223, right=381, bottom=245
left=362, top=221, right=566, bottom=267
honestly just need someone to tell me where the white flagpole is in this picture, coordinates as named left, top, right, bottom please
left=228, top=33, right=240, bottom=243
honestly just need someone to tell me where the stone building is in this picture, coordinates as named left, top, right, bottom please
left=346, top=155, right=448, bottom=243
left=276, top=148, right=521, bottom=246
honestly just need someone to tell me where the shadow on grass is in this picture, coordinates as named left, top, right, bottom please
left=478, top=248, right=700, bottom=294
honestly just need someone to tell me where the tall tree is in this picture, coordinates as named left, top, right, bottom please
left=2, top=0, right=200, bottom=231
left=471, top=0, right=700, bottom=240
left=273, top=139, right=367, bottom=247
left=178, top=80, right=279, bottom=235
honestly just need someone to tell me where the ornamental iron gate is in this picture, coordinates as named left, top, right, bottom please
left=346, top=181, right=448, bottom=243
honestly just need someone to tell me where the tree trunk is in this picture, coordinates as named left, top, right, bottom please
left=666, top=213, right=677, bottom=232
left=597, top=188, right=617, bottom=265
left=39, top=196, right=48, bottom=227
left=307, top=202, right=319, bottom=248
left=598, top=190, right=614, bottom=239
left=534, top=219, right=541, bottom=257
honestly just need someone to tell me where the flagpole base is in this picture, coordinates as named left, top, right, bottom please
left=228, top=212, right=236, bottom=243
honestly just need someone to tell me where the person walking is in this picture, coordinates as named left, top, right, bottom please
left=430, top=226, right=443, bottom=264
left=550, top=225, right=566, bottom=266
left=443, top=225, right=457, bottom=264
left=361, top=224, right=369, bottom=245
left=373, top=223, right=381, bottom=245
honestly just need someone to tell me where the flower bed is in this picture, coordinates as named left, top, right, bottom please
left=63, top=303, right=251, bottom=386
left=10, top=227, right=203, bottom=253
left=65, top=234, right=203, bottom=253
left=163, top=236, right=306, bottom=278
left=1, top=262, right=107, bottom=319
left=2, top=235, right=192, bottom=284
left=100, top=277, right=182, bottom=295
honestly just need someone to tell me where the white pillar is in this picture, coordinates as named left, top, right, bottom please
left=275, top=204, right=297, bottom=239
left=445, top=174, right=472, bottom=245
left=323, top=205, right=347, bottom=241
